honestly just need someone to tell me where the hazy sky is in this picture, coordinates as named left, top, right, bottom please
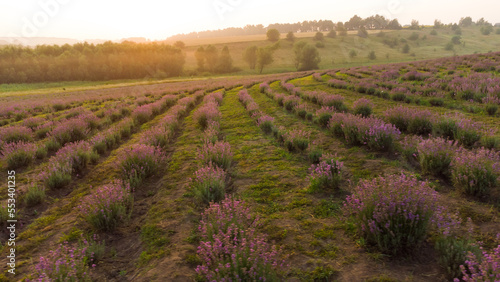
left=1, top=0, right=499, bottom=40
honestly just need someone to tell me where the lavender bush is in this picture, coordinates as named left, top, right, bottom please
left=344, top=174, right=440, bottom=255
left=308, top=154, right=343, bottom=192
left=79, top=183, right=132, bottom=231
left=190, top=164, right=227, bottom=204
left=118, top=144, right=167, bottom=188
left=197, top=141, right=233, bottom=170
left=451, top=148, right=500, bottom=196
left=196, top=197, right=286, bottom=281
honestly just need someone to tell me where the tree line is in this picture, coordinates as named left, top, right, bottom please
left=0, top=41, right=185, bottom=83
left=168, top=15, right=404, bottom=41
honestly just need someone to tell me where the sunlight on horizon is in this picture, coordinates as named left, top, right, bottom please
left=1, top=0, right=499, bottom=40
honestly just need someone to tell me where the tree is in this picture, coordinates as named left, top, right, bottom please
left=481, top=25, right=493, bottom=35
left=286, top=31, right=296, bottom=42
left=410, top=20, right=420, bottom=30
left=434, top=20, right=443, bottom=29
left=349, top=49, right=357, bottom=58
left=294, top=42, right=320, bottom=71
left=336, top=22, right=347, bottom=36
left=217, top=46, right=233, bottom=73
left=451, top=35, right=462, bottom=45
left=459, top=17, right=473, bottom=27
left=174, top=41, right=185, bottom=49
left=346, top=15, right=363, bottom=30
left=357, top=27, right=368, bottom=38
left=204, top=45, right=218, bottom=72
left=313, top=32, right=324, bottom=41
left=256, top=47, right=273, bottom=74
left=368, top=51, right=376, bottom=60
left=243, top=45, right=258, bottom=69
left=386, top=19, right=402, bottom=30
left=195, top=46, right=205, bottom=71
left=476, top=17, right=486, bottom=26
left=266, top=29, right=280, bottom=42
left=327, top=30, right=337, bottom=38
left=402, top=43, right=410, bottom=54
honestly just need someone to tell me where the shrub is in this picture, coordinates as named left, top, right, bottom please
left=336, top=114, right=400, bottom=151
left=118, top=144, right=167, bottom=188
left=429, top=98, right=444, bottom=107
left=456, top=244, right=500, bottom=281
left=197, top=141, right=233, bottom=170
left=344, top=174, right=440, bottom=255
left=308, top=147, right=323, bottom=164
left=481, top=136, right=499, bottom=149
left=30, top=241, right=95, bottom=281
left=321, top=95, right=347, bottom=112
left=0, top=126, right=33, bottom=143
left=131, top=104, right=153, bottom=124
left=283, top=95, right=300, bottom=111
left=194, top=102, right=221, bottom=129
left=399, top=135, right=424, bottom=163
left=190, top=165, right=227, bottom=204
left=283, top=129, right=310, bottom=152
left=275, top=93, right=285, bottom=106
left=48, top=118, right=90, bottom=146
left=455, top=118, right=483, bottom=148
left=257, top=115, right=274, bottom=134
left=1, top=141, right=37, bottom=169
left=450, top=148, right=500, bottom=196
left=435, top=236, right=481, bottom=280
left=485, top=104, right=498, bottom=116
left=417, top=137, right=456, bottom=176
left=141, top=126, right=173, bottom=149
left=196, top=197, right=286, bottom=281
left=308, top=154, right=343, bottom=192
left=353, top=98, right=374, bottom=117
left=295, top=104, right=309, bottom=119
left=385, top=106, right=435, bottom=136
left=315, top=106, right=336, bottom=128
left=368, top=51, right=376, bottom=60
left=79, top=183, right=132, bottom=231
left=202, top=121, right=220, bottom=144
left=23, top=183, right=46, bottom=206
left=40, top=141, right=97, bottom=189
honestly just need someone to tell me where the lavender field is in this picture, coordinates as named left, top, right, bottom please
left=0, top=51, right=498, bottom=281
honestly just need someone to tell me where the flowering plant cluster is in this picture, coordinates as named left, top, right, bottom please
left=197, top=141, right=233, bottom=170
left=450, top=148, right=500, bottom=196
left=328, top=113, right=400, bottom=151
left=1, top=141, right=37, bottom=169
left=47, top=117, right=91, bottom=146
left=344, top=174, right=441, bottom=255
left=454, top=245, right=500, bottom=281
left=194, top=102, right=221, bottom=129
left=79, top=183, right=132, bottom=231
left=196, top=197, right=286, bottom=281
left=308, top=154, right=343, bottom=191
left=117, top=144, right=167, bottom=189
left=29, top=240, right=95, bottom=281
left=0, top=125, right=33, bottom=143
left=190, top=164, right=227, bottom=205
left=40, top=141, right=98, bottom=189
left=353, top=98, right=374, bottom=118
left=283, top=129, right=310, bottom=152
left=417, top=137, right=456, bottom=176
left=257, top=115, right=275, bottom=134
left=384, top=106, right=435, bottom=136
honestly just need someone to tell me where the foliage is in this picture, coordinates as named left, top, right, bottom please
left=79, top=183, right=132, bottom=231
left=344, top=174, right=440, bottom=255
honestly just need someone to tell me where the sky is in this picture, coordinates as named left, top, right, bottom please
left=1, top=0, right=499, bottom=41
